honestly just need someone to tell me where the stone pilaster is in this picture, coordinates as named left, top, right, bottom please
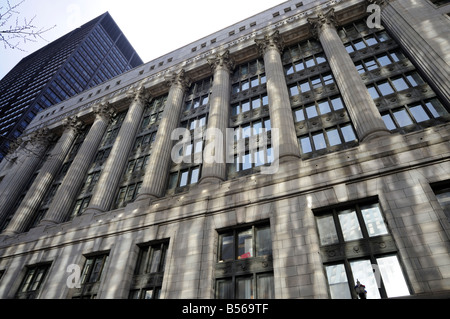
left=0, top=129, right=54, bottom=228
left=84, top=87, right=150, bottom=214
left=137, top=69, right=191, bottom=200
left=255, top=30, right=301, bottom=162
left=200, top=50, right=235, bottom=184
left=308, top=9, right=390, bottom=141
left=2, top=117, right=83, bottom=235
left=40, top=103, right=116, bottom=225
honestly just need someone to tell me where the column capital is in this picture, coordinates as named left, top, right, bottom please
left=255, top=30, right=284, bottom=56
left=63, top=116, right=85, bottom=134
left=126, top=86, right=152, bottom=104
left=28, top=127, right=56, bottom=147
left=93, top=102, right=117, bottom=123
left=165, top=69, right=191, bottom=91
left=207, top=50, right=235, bottom=73
left=5, top=137, right=23, bottom=155
left=307, top=9, right=338, bottom=39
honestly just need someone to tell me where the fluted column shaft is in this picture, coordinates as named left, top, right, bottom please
left=0, top=130, right=53, bottom=227
left=40, top=104, right=116, bottom=225
left=137, top=69, right=191, bottom=200
left=380, top=1, right=450, bottom=104
left=255, top=31, right=301, bottom=162
left=308, top=9, right=390, bottom=141
left=2, top=118, right=83, bottom=235
left=84, top=88, right=149, bottom=214
left=200, top=51, right=234, bottom=184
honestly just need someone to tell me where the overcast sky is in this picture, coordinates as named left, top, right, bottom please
left=0, top=0, right=285, bottom=79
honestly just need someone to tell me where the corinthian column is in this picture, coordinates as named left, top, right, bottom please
left=137, top=69, right=191, bottom=200
left=200, top=50, right=235, bottom=184
left=308, top=9, right=390, bottom=141
left=0, top=129, right=54, bottom=229
left=40, top=103, right=116, bottom=225
left=84, top=87, right=150, bottom=214
left=255, top=30, right=301, bottom=162
left=2, top=117, right=83, bottom=235
left=376, top=0, right=450, bottom=104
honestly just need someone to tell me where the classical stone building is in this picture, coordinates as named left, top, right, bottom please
left=0, top=0, right=449, bottom=299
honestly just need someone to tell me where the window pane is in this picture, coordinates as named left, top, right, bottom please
left=251, top=97, right=261, bottom=109
left=242, top=80, right=250, bottom=91
left=242, top=101, right=250, bottom=113
left=237, top=229, right=253, bottom=259
left=364, top=59, right=377, bottom=71
left=377, top=255, right=410, bottom=298
left=361, top=203, right=388, bottom=237
left=236, top=276, right=253, bottom=299
left=406, top=73, right=423, bottom=87
left=338, top=209, right=363, bottom=241
left=168, top=173, right=178, bottom=189
left=377, top=54, right=392, bottom=67
left=350, top=259, right=381, bottom=299
left=317, top=215, right=339, bottom=245
left=325, top=264, right=352, bottom=299
left=219, top=233, right=234, bottom=262
left=217, top=279, right=233, bottom=299
left=257, top=274, right=274, bottom=299
left=294, top=109, right=305, bottom=122
left=425, top=99, right=447, bottom=118
left=306, top=104, right=318, bottom=118
left=367, top=85, right=379, bottom=99
left=305, top=57, right=315, bottom=68
left=393, top=109, right=413, bottom=127
left=300, top=136, right=312, bottom=153
left=285, top=65, right=294, bottom=75
left=331, top=97, right=344, bottom=110
left=256, top=226, right=272, bottom=256
left=315, top=53, right=326, bottom=64
left=318, top=100, right=331, bottom=114
left=294, top=61, right=304, bottom=72
left=313, top=133, right=327, bottom=150
left=392, top=77, right=409, bottom=92
left=364, top=36, right=378, bottom=46
left=409, top=105, right=430, bottom=122
left=354, top=40, right=366, bottom=50
left=289, top=85, right=299, bottom=96
left=327, top=128, right=342, bottom=146
left=378, top=81, right=394, bottom=96
left=149, top=248, right=162, bottom=273
left=345, top=44, right=354, bottom=53
left=179, top=171, right=189, bottom=187
left=300, top=81, right=310, bottom=93
left=242, top=153, right=252, bottom=170
left=190, top=167, right=200, bottom=184
left=341, top=125, right=357, bottom=142
left=382, top=114, right=397, bottom=130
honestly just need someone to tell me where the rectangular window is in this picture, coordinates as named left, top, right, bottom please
left=129, top=240, right=169, bottom=299
left=216, top=222, right=274, bottom=299
left=316, top=199, right=410, bottom=299
left=16, top=263, right=51, bottom=299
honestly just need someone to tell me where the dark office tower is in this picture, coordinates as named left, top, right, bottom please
left=0, top=12, right=143, bottom=159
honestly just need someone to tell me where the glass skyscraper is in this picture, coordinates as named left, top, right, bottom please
left=0, top=12, right=143, bottom=159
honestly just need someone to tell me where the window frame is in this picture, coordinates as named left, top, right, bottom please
left=215, top=221, right=274, bottom=299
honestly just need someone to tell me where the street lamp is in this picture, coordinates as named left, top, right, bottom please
left=355, top=280, right=367, bottom=299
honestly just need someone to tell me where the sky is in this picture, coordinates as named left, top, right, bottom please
left=0, top=0, right=286, bottom=79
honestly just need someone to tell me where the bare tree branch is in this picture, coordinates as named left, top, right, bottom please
left=0, top=0, right=56, bottom=51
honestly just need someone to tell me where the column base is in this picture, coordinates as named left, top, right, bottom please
left=0, top=229, right=19, bottom=237
left=38, top=219, right=58, bottom=227
left=199, top=176, right=224, bottom=185
left=361, top=129, right=391, bottom=142
left=135, top=193, right=158, bottom=202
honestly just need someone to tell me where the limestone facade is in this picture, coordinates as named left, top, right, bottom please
left=0, top=0, right=449, bottom=299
